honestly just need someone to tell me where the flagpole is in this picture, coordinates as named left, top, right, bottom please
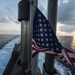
left=30, top=0, right=39, bottom=75
left=18, top=0, right=32, bottom=74
left=44, top=0, right=58, bottom=75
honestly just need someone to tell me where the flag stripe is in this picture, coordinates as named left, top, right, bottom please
left=62, top=49, right=73, bottom=66
left=32, top=39, right=62, bottom=57
left=61, top=48, right=75, bottom=69
left=67, top=52, right=75, bottom=58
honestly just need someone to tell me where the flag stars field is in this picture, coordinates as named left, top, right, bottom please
left=46, top=43, right=49, bottom=47
left=44, top=19, right=46, bottom=22
left=39, top=14, right=41, bottom=17
left=55, top=43, right=57, bottom=46
left=40, top=29, right=43, bottom=32
left=45, top=29, right=47, bottom=31
left=56, top=48, right=59, bottom=50
left=51, top=43, right=53, bottom=46
left=40, top=34, right=43, bottom=36
left=39, top=19, right=42, bottom=22
left=46, top=38, right=48, bottom=41
left=49, top=34, right=52, bottom=36
left=44, top=24, right=46, bottom=27
left=41, top=39, right=44, bottom=41
left=42, top=43, right=44, bottom=46
left=45, top=34, right=48, bottom=36
left=49, top=29, right=51, bottom=31
left=40, top=24, right=42, bottom=26
left=33, top=8, right=63, bottom=52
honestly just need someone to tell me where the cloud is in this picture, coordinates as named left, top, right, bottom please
left=0, top=6, right=19, bottom=24
left=0, top=10, right=10, bottom=23
left=59, top=25, right=75, bottom=32
left=57, top=0, right=75, bottom=25
left=0, top=22, right=20, bottom=34
left=0, top=0, right=20, bottom=34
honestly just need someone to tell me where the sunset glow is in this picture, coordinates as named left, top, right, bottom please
left=71, top=35, right=75, bottom=50
left=57, top=23, right=75, bottom=36
left=73, top=31, right=75, bottom=36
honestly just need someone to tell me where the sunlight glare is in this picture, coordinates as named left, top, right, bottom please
left=73, top=31, right=75, bottom=36
left=71, top=36, right=75, bottom=50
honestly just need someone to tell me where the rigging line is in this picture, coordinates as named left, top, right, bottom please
left=28, top=0, right=37, bottom=8
left=28, top=0, right=34, bottom=5
left=25, top=62, right=32, bottom=73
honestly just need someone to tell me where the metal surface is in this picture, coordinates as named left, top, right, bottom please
left=29, top=0, right=38, bottom=75
left=19, top=0, right=32, bottom=74
left=48, top=0, right=58, bottom=32
left=21, top=20, right=28, bottom=65
left=43, top=63, right=49, bottom=75
left=44, top=0, right=58, bottom=74
left=20, top=20, right=32, bottom=75
left=18, top=0, right=30, bottom=21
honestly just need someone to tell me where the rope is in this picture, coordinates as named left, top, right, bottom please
left=25, top=63, right=31, bottom=73
left=28, top=0, right=34, bottom=5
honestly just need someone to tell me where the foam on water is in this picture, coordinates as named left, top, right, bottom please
left=0, top=37, right=20, bottom=75
left=54, top=60, right=72, bottom=75
left=38, top=53, right=72, bottom=75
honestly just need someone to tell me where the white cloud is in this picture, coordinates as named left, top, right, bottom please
left=0, top=0, right=20, bottom=34
left=0, top=22, right=20, bottom=34
left=57, top=0, right=75, bottom=25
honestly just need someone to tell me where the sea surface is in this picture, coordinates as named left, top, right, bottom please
left=0, top=36, right=75, bottom=75
left=57, top=36, right=75, bottom=50
left=0, top=36, right=20, bottom=75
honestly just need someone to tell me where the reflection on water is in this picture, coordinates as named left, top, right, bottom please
left=71, top=36, right=75, bottom=50
left=57, top=36, right=72, bottom=49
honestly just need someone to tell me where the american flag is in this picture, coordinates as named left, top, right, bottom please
left=32, top=7, right=63, bottom=57
left=32, top=39, right=61, bottom=58
left=32, top=7, right=75, bottom=69
left=60, top=48, right=75, bottom=69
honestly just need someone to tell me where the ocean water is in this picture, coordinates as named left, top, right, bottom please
left=38, top=53, right=72, bottom=75
left=57, top=36, right=75, bottom=50
left=0, top=36, right=75, bottom=75
left=0, top=36, right=20, bottom=75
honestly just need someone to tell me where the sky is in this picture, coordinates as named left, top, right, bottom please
left=0, top=0, right=75, bottom=36
left=0, top=0, right=20, bottom=34
left=57, top=0, right=75, bottom=36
